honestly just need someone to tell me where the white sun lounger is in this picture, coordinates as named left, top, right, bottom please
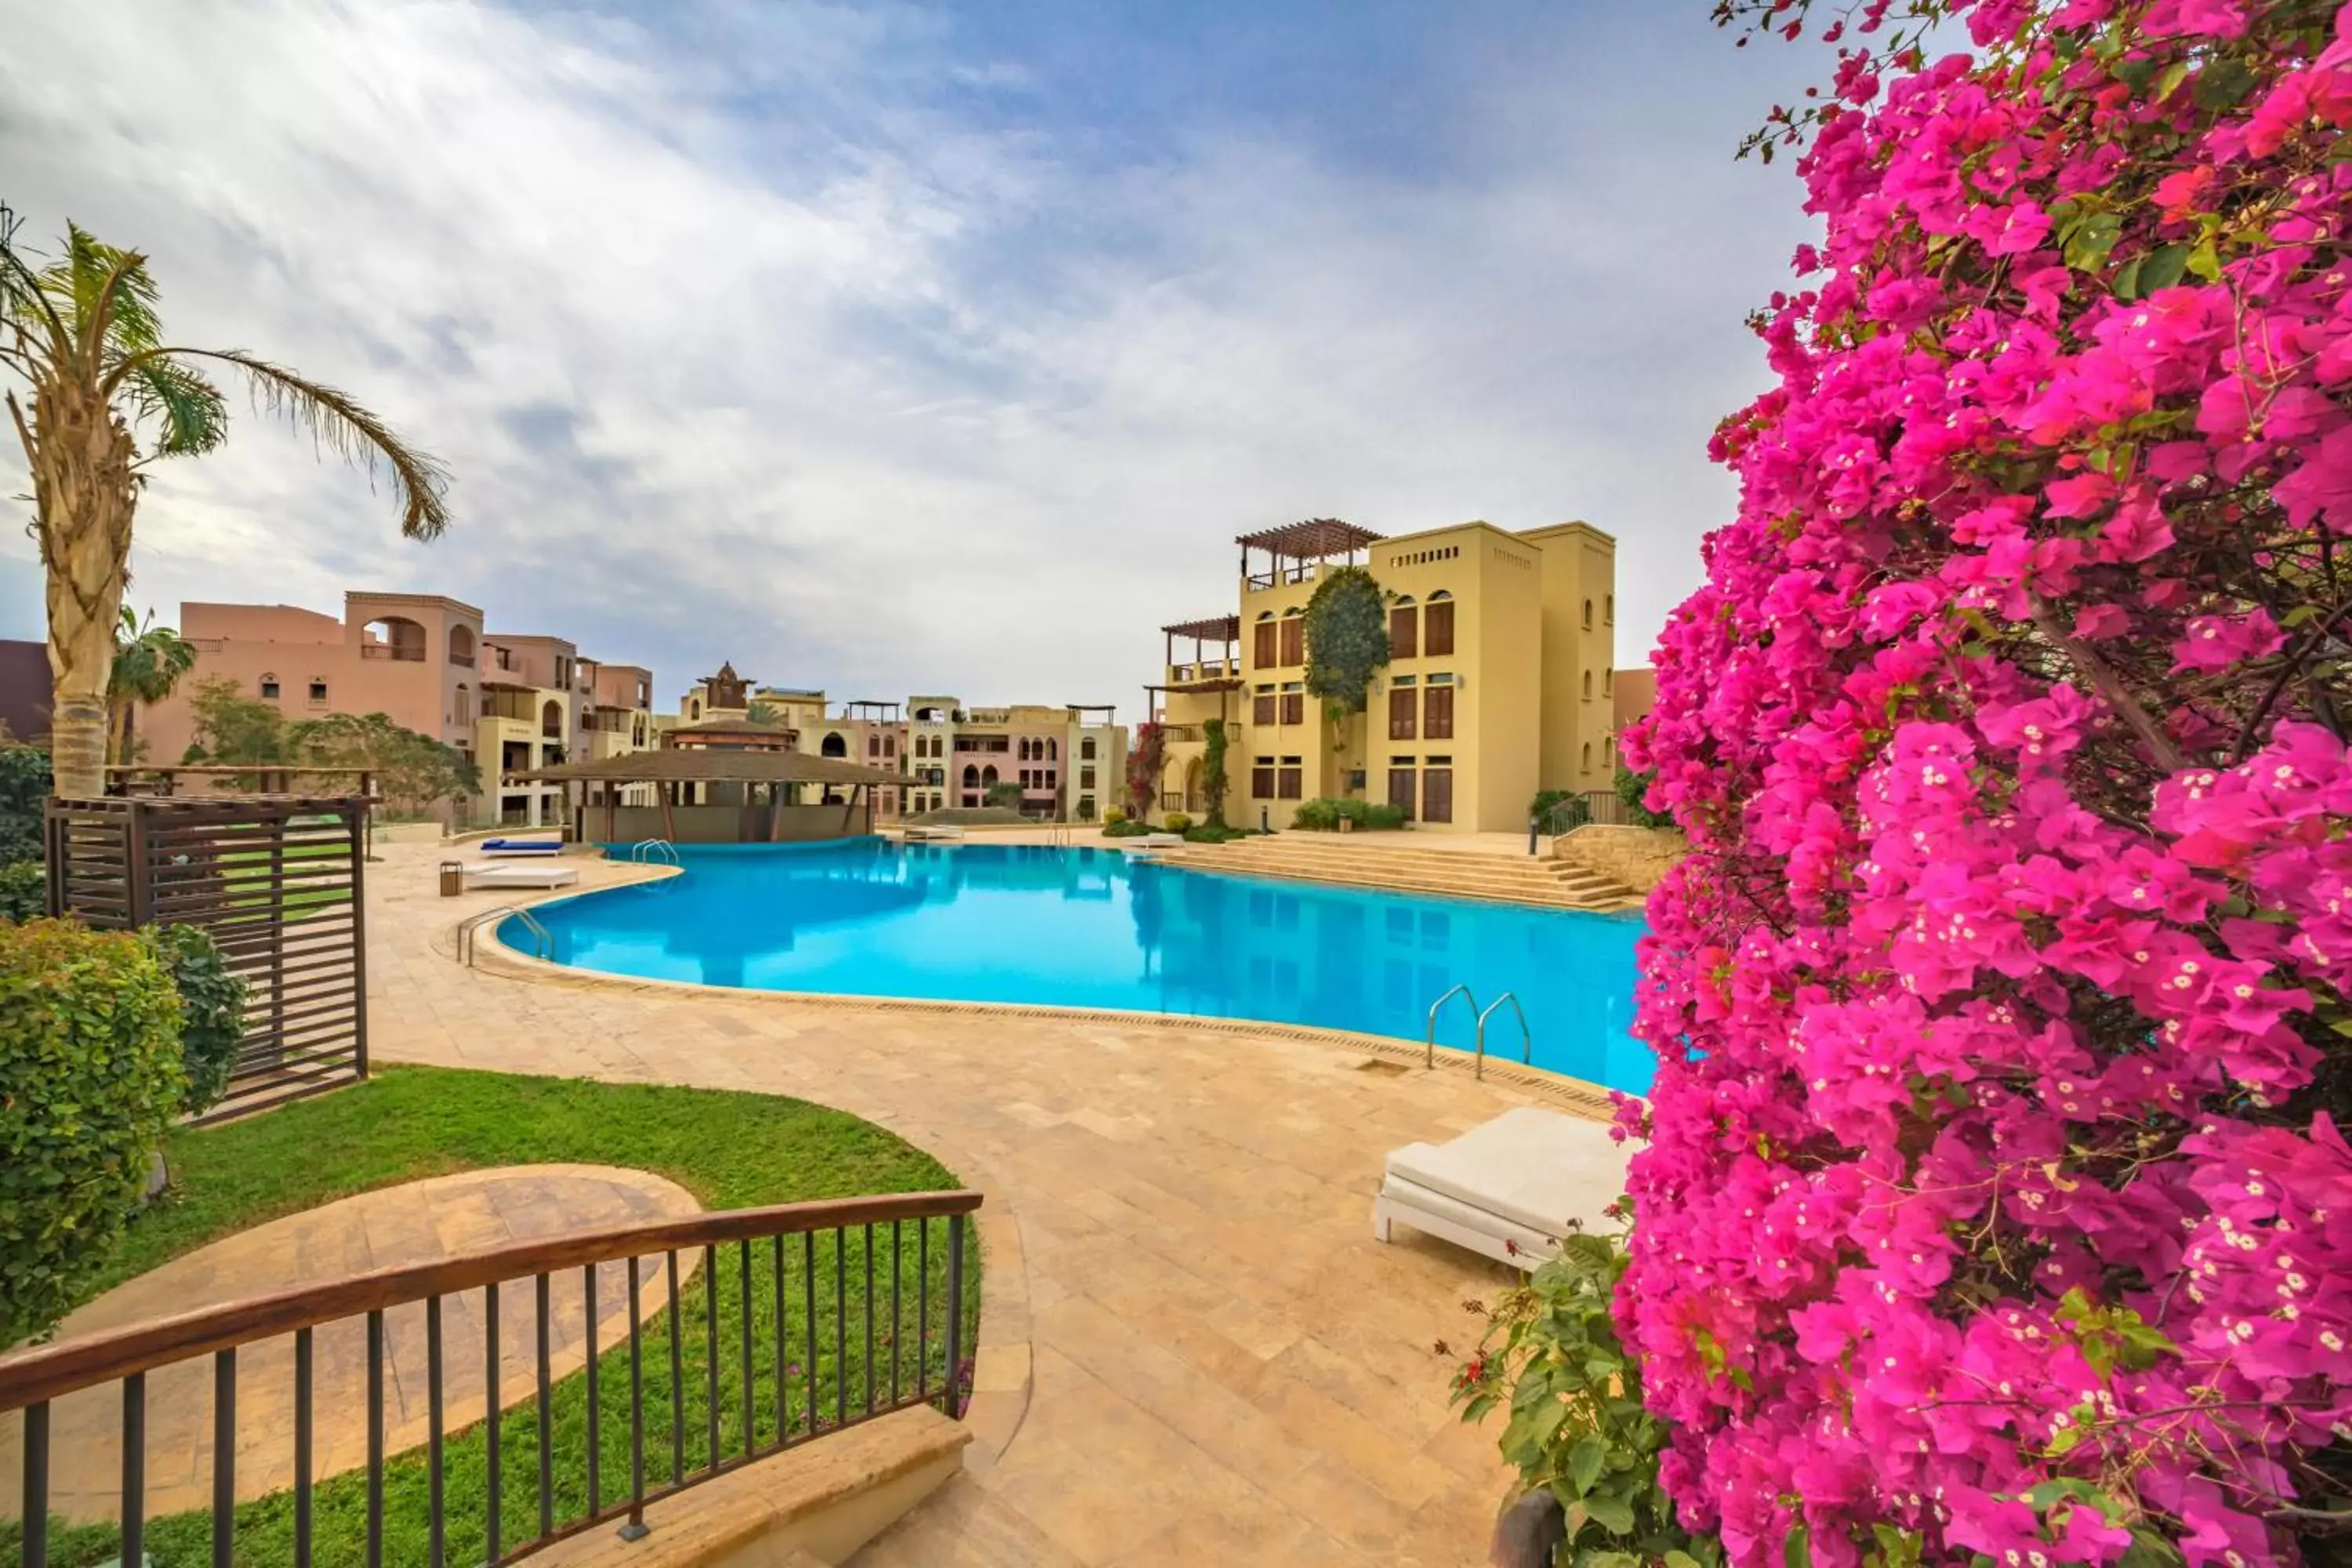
left=1373, top=1106, right=1632, bottom=1269
left=1124, top=833, right=1185, bottom=850
left=463, top=862, right=580, bottom=890
left=902, top=826, right=966, bottom=842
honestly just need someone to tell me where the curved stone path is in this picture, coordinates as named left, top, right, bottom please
left=364, top=843, right=1593, bottom=1566
left=0, top=1166, right=700, bottom=1522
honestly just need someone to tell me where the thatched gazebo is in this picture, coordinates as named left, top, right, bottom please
left=508, top=750, right=906, bottom=845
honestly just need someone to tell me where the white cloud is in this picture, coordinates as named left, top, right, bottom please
left=0, top=0, right=1819, bottom=717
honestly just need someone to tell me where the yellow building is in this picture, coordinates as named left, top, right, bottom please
left=1152, top=517, right=1620, bottom=833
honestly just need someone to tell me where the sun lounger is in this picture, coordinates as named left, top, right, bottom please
left=463, top=862, right=579, bottom=890
left=478, top=838, right=564, bottom=857
left=1373, top=1106, right=1630, bottom=1269
left=1124, top=833, right=1185, bottom=849
left=902, top=826, right=967, bottom=843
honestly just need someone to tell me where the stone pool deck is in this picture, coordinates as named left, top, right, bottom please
left=368, top=841, right=1612, bottom=1565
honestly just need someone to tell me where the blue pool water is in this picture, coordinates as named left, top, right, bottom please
left=508, top=840, right=1653, bottom=1094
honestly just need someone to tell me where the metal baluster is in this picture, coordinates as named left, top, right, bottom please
left=485, top=1283, right=502, bottom=1565
left=703, top=1243, right=720, bottom=1468
left=293, top=1330, right=312, bottom=1568
left=536, top=1272, right=554, bottom=1537
left=771, top=1234, right=787, bottom=1446
left=214, top=1348, right=237, bottom=1568
left=427, top=1297, right=445, bottom=1568
left=738, top=1240, right=754, bottom=1455
left=368, top=1310, right=386, bottom=1568
left=802, top=1232, right=818, bottom=1434
left=123, top=1375, right=147, bottom=1568
left=835, top=1228, right=848, bottom=1428
left=918, top=1216, right=930, bottom=1399
left=946, top=1213, right=967, bottom=1417
left=666, top=1250, right=684, bottom=1484
left=621, top=1258, right=648, bottom=1541
left=21, top=1402, right=49, bottom=1568
left=585, top=1264, right=602, bottom=1515
left=864, top=1223, right=877, bottom=1414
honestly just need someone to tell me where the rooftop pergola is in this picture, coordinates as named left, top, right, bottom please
left=843, top=699, right=902, bottom=722
left=1160, top=613, right=1241, bottom=676
left=1236, top=518, right=1383, bottom=588
left=507, top=750, right=907, bottom=843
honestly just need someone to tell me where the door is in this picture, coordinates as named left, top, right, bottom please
left=1423, top=767, right=1454, bottom=824
left=1388, top=768, right=1416, bottom=820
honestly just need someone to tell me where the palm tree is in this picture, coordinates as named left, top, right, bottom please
left=0, top=203, right=451, bottom=798
left=107, top=607, right=196, bottom=767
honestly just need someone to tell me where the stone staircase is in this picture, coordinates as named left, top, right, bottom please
left=1147, top=833, right=1642, bottom=912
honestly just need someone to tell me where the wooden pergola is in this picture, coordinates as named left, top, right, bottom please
left=507, top=750, right=907, bottom=843
left=1236, top=518, right=1383, bottom=588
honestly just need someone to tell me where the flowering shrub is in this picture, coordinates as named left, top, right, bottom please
left=1624, top=2, right=2352, bottom=1563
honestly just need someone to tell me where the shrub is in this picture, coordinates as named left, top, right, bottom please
left=1301, top=561, right=1390, bottom=711
left=143, top=924, right=245, bottom=1116
left=1612, top=764, right=1671, bottom=830
left=0, top=919, right=186, bottom=1345
left=1629, top=6, right=2352, bottom=1562
left=1101, top=818, right=1152, bottom=838
left=1530, top=789, right=1591, bottom=833
left=1102, top=807, right=1127, bottom=827
left=1361, top=803, right=1406, bottom=830
left=1290, top=798, right=1340, bottom=831
left=1181, top=823, right=1257, bottom=844
left=0, top=745, right=47, bottom=862
left=1162, top=811, right=1192, bottom=833
left=1454, top=1229, right=1720, bottom=1565
left=1126, top=723, right=1163, bottom=819
left=0, top=860, right=43, bottom=921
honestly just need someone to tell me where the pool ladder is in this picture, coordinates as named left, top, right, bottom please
left=628, top=837, right=681, bottom=865
left=1425, top=984, right=1531, bottom=1080
left=457, top=905, right=550, bottom=967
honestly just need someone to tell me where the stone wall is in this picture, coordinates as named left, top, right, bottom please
left=1550, top=822, right=1686, bottom=895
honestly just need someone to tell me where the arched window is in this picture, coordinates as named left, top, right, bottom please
left=962, top=764, right=979, bottom=787
left=541, top=699, right=563, bottom=738
left=1604, top=666, right=1614, bottom=695
left=633, top=715, right=647, bottom=746
left=822, top=732, right=847, bottom=758
left=982, top=765, right=998, bottom=787
left=1582, top=671, right=1593, bottom=700
left=448, top=624, right=476, bottom=665
left=1047, top=739, right=1058, bottom=760
left=1581, top=599, right=1593, bottom=630
left=453, top=684, right=472, bottom=725
left=1582, top=742, right=1593, bottom=770
left=259, top=673, right=281, bottom=700
left=308, top=677, right=328, bottom=702
left=1605, top=594, right=1614, bottom=625
left=688, top=698, right=702, bottom=720
left=1605, top=735, right=1616, bottom=763
left=363, top=615, right=426, bottom=662
left=1082, top=738, right=1097, bottom=759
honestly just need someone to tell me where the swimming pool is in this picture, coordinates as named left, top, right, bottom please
left=506, top=840, right=1653, bottom=1094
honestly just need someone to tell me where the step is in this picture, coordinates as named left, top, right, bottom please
left=1181, top=849, right=1621, bottom=895
left=1152, top=852, right=1638, bottom=910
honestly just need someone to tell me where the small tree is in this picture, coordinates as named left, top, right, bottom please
left=180, top=676, right=286, bottom=768
left=983, top=781, right=1023, bottom=811
left=107, top=608, right=195, bottom=767
left=1127, top=721, right=1163, bottom=820
left=1301, top=564, right=1389, bottom=712
left=289, top=710, right=481, bottom=818
left=1201, top=717, right=1230, bottom=828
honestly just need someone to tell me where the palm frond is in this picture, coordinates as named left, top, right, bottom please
left=53, top=223, right=162, bottom=361
left=108, top=347, right=452, bottom=539
left=0, top=201, right=71, bottom=361
left=126, top=356, right=227, bottom=458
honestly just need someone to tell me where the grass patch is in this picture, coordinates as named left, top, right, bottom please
left=14, top=1065, right=978, bottom=1568
left=215, top=838, right=350, bottom=915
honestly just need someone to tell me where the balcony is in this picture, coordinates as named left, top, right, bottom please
left=1157, top=724, right=1206, bottom=745
left=358, top=643, right=425, bottom=662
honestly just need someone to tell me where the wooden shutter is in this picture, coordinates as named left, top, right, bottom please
left=1423, top=768, right=1454, bottom=824
left=1425, top=600, right=1455, bottom=656
left=1254, top=621, right=1278, bottom=666
left=1279, top=617, right=1304, bottom=666
left=1281, top=692, right=1305, bottom=726
left=1278, top=765, right=1303, bottom=799
left=1388, top=606, right=1417, bottom=659
left=1424, top=685, right=1454, bottom=740
left=1388, top=687, right=1417, bottom=740
left=1387, top=768, right=1416, bottom=819
left=1251, top=764, right=1276, bottom=797
left=1253, top=694, right=1276, bottom=727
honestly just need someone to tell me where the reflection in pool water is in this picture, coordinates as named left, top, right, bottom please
left=510, top=840, right=1653, bottom=1094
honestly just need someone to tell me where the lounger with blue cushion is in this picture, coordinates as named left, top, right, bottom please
left=479, top=838, right=564, bottom=856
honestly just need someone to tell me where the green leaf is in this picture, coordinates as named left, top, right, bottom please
left=1665, top=1554, right=1708, bottom=1568
left=2185, top=238, right=2221, bottom=282
left=2194, top=58, right=2256, bottom=111
left=1786, top=1524, right=1812, bottom=1568
left=2064, top=212, right=2123, bottom=273
left=2110, top=254, right=2144, bottom=300
left=2154, top=60, right=2189, bottom=101
left=1569, top=1433, right=1607, bottom=1496
left=1583, top=1494, right=1635, bottom=1535
left=2136, top=244, right=2192, bottom=296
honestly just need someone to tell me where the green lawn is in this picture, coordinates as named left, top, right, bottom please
left=214, top=837, right=351, bottom=915
left=12, top=1066, right=979, bottom=1568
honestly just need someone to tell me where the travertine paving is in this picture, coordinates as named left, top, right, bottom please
left=365, top=843, right=1592, bottom=1566
left=2, top=1166, right=700, bottom=1520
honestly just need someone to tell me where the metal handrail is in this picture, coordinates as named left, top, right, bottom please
left=1425, top=982, right=1479, bottom=1069
left=1475, top=992, right=1532, bottom=1081
left=458, top=904, right=550, bottom=966
left=629, top=838, right=679, bottom=866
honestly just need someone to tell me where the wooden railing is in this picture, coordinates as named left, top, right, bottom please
left=2, top=1190, right=982, bottom=1567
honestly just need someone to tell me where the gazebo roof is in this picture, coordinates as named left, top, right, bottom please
left=508, top=752, right=904, bottom=786
left=1235, top=518, right=1383, bottom=559
left=666, top=716, right=793, bottom=736
left=1160, top=614, right=1242, bottom=642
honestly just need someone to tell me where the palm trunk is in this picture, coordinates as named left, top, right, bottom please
left=23, top=380, right=139, bottom=800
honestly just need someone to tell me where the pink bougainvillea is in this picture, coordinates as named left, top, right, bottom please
left=1624, top=2, right=2352, bottom=1562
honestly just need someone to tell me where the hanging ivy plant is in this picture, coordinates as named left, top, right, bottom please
left=1302, top=565, right=1389, bottom=713
left=1201, top=718, right=1229, bottom=828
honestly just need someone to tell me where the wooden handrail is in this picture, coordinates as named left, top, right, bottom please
left=0, top=1188, right=982, bottom=1411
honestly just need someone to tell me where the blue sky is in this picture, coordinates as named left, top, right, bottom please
left=0, top=2, right=1825, bottom=716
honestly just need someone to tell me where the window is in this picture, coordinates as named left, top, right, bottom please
left=541, top=699, right=563, bottom=738
left=1388, top=598, right=1417, bottom=659
left=1280, top=689, right=1305, bottom=726
left=454, top=684, right=472, bottom=725
left=1424, top=683, right=1454, bottom=740
left=962, top=764, right=979, bottom=786
left=1604, top=666, right=1614, bottom=695
left=1251, top=760, right=1276, bottom=797
left=1583, top=598, right=1594, bottom=630
left=688, top=698, right=702, bottom=720
left=1081, top=767, right=1096, bottom=788
left=1279, top=612, right=1304, bottom=666
left=1606, top=594, right=1615, bottom=625
left=1253, top=689, right=1276, bottom=727
left=1425, top=593, right=1455, bottom=657
left=1253, top=616, right=1278, bottom=667
left=1277, top=755, right=1303, bottom=799
left=1388, top=681, right=1417, bottom=741
left=308, top=679, right=328, bottom=702
left=1583, top=670, right=1593, bottom=701
left=869, top=735, right=880, bottom=757
left=1387, top=765, right=1416, bottom=821
left=1583, top=742, right=1594, bottom=771
left=448, top=624, right=476, bottom=665
left=260, top=674, right=281, bottom=700
left=1423, top=762, right=1454, bottom=824
left=885, top=735, right=896, bottom=757
left=1605, top=735, right=1616, bottom=764
left=1082, top=738, right=1097, bottom=759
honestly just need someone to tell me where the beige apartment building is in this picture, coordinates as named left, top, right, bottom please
left=1151, top=518, right=1621, bottom=833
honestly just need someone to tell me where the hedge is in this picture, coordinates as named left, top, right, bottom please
left=0, top=919, right=187, bottom=1345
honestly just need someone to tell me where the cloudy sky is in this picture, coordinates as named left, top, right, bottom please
left=0, top=2, right=1823, bottom=715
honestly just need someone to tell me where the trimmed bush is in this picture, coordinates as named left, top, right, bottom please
left=0, top=745, right=49, bottom=866
left=1102, top=807, right=1127, bottom=827
left=0, top=919, right=187, bottom=1345
left=1291, top=798, right=1340, bottom=831
left=1102, top=818, right=1152, bottom=838
left=0, top=860, right=43, bottom=922
left=1292, top=797, right=1408, bottom=832
left=1162, top=811, right=1193, bottom=833
left=144, top=924, right=246, bottom=1116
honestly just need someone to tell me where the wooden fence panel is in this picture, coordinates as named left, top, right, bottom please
left=45, top=796, right=368, bottom=1123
